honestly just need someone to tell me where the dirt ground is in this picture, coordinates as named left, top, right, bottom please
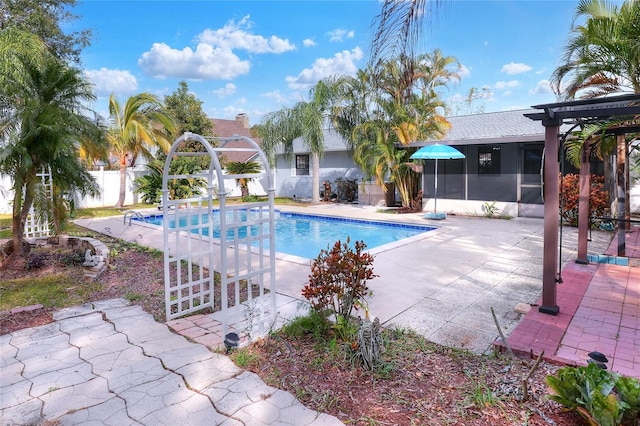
left=0, top=238, right=583, bottom=425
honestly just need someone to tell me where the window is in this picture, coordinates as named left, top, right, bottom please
left=295, top=154, right=309, bottom=176
left=478, top=145, right=501, bottom=174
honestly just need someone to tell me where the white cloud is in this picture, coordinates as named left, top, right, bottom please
left=212, top=83, right=237, bottom=97
left=494, top=80, right=521, bottom=90
left=458, top=64, right=471, bottom=79
left=84, top=68, right=137, bottom=96
left=138, top=15, right=295, bottom=81
left=503, top=90, right=512, bottom=97
left=261, top=90, right=289, bottom=105
left=138, top=42, right=250, bottom=80
left=529, top=79, right=553, bottom=95
left=236, top=97, right=246, bottom=105
left=285, top=47, right=363, bottom=90
left=327, top=28, right=355, bottom=42
left=303, top=38, right=317, bottom=47
left=501, top=62, right=533, bottom=75
left=197, top=15, right=295, bottom=54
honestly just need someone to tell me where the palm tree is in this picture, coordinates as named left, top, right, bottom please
left=260, top=77, right=342, bottom=204
left=0, top=31, right=101, bottom=265
left=551, top=0, right=640, bottom=98
left=225, top=161, right=262, bottom=199
left=333, top=52, right=457, bottom=208
left=106, top=93, right=177, bottom=207
left=551, top=0, right=640, bottom=221
left=369, top=0, right=441, bottom=64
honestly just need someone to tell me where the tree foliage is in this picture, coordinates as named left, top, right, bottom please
left=260, top=77, right=343, bottom=204
left=106, top=93, right=177, bottom=207
left=0, top=0, right=92, bottom=64
left=369, top=0, right=441, bottom=65
left=225, top=161, right=262, bottom=199
left=333, top=50, right=458, bottom=208
left=552, top=0, right=640, bottom=99
left=0, top=29, right=100, bottom=264
left=164, top=81, right=214, bottom=136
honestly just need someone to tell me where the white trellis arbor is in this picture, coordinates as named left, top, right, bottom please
left=24, top=166, right=53, bottom=238
left=162, top=132, right=276, bottom=342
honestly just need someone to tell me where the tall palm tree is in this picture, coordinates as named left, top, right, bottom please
left=0, top=31, right=101, bottom=264
left=225, top=161, right=262, bottom=199
left=106, top=93, right=177, bottom=207
left=260, top=77, right=342, bottom=204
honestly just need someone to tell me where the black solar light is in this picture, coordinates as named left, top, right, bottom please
left=224, top=332, right=239, bottom=354
left=588, top=351, right=609, bottom=369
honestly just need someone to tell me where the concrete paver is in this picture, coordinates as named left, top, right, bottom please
left=1, top=300, right=343, bottom=425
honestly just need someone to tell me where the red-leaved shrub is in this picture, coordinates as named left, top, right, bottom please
left=560, top=173, right=609, bottom=227
left=302, top=239, right=377, bottom=320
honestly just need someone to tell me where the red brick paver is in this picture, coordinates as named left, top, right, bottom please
left=497, top=228, right=640, bottom=379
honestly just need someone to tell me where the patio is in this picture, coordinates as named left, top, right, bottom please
left=498, top=226, right=640, bottom=378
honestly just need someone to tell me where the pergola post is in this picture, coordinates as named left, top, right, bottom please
left=616, top=134, right=626, bottom=256
left=540, top=123, right=561, bottom=315
left=576, top=142, right=590, bottom=264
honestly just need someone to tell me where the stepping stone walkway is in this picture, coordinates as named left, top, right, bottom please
left=1, top=298, right=343, bottom=425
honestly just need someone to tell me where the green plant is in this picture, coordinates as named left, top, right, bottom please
left=229, top=348, right=261, bottom=368
left=26, top=251, right=48, bottom=269
left=465, top=372, right=498, bottom=408
left=125, top=292, right=144, bottom=302
left=482, top=201, right=499, bottom=218
left=280, top=310, right=330, bottom=338
left=615, top=375, right=640, bottom=425
left=57, top=249, right=86, bottom=266
left=546, top=363, right=640, bottom=425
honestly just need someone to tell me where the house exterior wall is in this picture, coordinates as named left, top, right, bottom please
left=421, top=142, right=540, bottom=217
left=273, top=151, right=363, bottom=199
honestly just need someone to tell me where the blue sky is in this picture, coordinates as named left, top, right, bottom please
left=71, top=1, right=607, bottom=126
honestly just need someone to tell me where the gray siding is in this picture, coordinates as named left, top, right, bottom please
left=274, top=151, right=363, bottom=199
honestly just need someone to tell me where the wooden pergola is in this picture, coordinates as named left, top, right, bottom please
left=525, top=93, right=640, bottom=315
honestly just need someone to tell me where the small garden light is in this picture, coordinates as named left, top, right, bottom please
left=224, top=332, right=239, bottom=354
left=587, top=351, right=609, bottom=369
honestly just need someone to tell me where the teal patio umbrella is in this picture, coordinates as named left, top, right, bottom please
left=410, top=143, right=465, bottom=214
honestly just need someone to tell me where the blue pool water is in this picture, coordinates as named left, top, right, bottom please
left=139, top=210, right=435, bottom=259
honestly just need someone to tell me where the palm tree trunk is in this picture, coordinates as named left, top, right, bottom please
left=116, top=155, right=127, bottom=207
left=311, top=153, right=320, bottom=204
left=5, top=174, right=32, bottom=265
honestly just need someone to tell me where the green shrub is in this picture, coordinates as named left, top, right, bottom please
left=546, top=363, right=640, bottom=425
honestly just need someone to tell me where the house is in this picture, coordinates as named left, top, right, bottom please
left=410, top=109, right=562, bottom=218
left=210, top=113, right=267, bottom=198
left=272, top=109, right=639, bottom=216
left=272, top=128, right=364, bottom=201
left=410, top=109, right=640, bottom=218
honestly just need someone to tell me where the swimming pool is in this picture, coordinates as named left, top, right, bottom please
left=139, top=210, right=435, bottom=259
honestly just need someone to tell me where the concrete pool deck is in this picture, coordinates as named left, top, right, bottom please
left=72, top=203, right=615, bottom=355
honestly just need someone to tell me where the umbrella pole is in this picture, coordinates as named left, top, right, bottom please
left=434, top=158, right=438, bottom=213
